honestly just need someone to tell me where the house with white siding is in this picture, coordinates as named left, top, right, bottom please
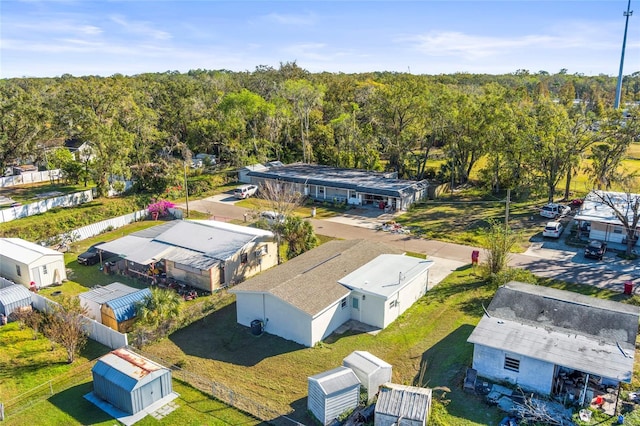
left=231, top=239, right=433, bottom=347
left=467, top=281, right=639, bottom=403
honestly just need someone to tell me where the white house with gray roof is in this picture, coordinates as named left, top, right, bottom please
left=245, top=163, right=429, bottom=211
left=467, top=281, right=639, bottom=400
left=96, top=220, right=277, bottom=293
left=0, top=238, right=67, bottom=288
left=230, top=239, right=433, bottom=347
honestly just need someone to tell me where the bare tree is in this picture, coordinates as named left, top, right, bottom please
left=43, top=296, right=90, bottom=364
left=11, top=307, right=43, bottom=340
left=257, top=180, right=306, bottom=263
left=587, top=187, right=640, bottom=257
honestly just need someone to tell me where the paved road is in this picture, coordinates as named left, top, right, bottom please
left=181, top=195, right=639, bottom=292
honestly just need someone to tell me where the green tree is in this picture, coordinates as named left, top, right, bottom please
left=482, top=220, right=520, bottom=275
left=133, top=287, right=183, bottom=344
left=43, top=295, right=89, bottom=364
left=282, top=79, right=325, bottom=164
left=282, top=216, right=318, bottom=259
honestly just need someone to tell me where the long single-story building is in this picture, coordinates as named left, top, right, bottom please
left=244, top=163, right=429, bottom=211
left=467, top=281, right=639, bottom=404
left=231, top=239, right=433, bottom=347
left=0, top=238, right=67, bottom=288
left=96, top=220, right=277, bottom=293
left=574, top=190, right=640, bottom=249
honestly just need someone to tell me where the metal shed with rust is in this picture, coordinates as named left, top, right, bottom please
left=91, top=348, right=173, bottom=415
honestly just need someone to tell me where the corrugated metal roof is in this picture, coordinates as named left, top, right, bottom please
left=247, top=163, right=429, bottom=198
left=338, top=255, right=433, bottom=298
left=92, top=348, right=168, bottom=391
left=97, top=220, right=273, bottom=268
left=79, top=283, right=138, bottom=305
left=0, top=284, right=31, bottom=306
left=309, top=366, right=360, bottom=396
left=231, top=240, right=405, bottom=316
left=467, top=281, right=640, bottom=382
left=343, top=351, right=391, bottom=374
left=574, top=190, right=640, bottom=227
left=106, top=288, right=151, bottom=322
left=375, top=383, right=431, bottom=421
left=0, top=238, right=63, bottom=264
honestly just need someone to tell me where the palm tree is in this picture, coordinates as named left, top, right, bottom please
left=135, top=287, right=183, bottom=339
left=282, top=216, right=318, bottom=259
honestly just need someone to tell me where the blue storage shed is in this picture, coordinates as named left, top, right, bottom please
left=101, top=288, right=151, bottom=332
left=0, top=284, right=32, bottom=317
left=92, top=348, right=173, bottom=415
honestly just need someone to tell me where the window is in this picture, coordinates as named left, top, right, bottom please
left=352, top=297, right=359, bottom=310
left=341, top=298, right=347, bottom=309
left=241, top=253, right=248, bottom=264
left=42, top=265, right=48, bottom=275
left=504, top=356, right=520, bottom=372
left=16, top=265, right=21, bottom=277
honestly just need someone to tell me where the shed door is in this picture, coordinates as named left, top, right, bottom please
left=30, top=267, right=41, bottom=287
left=141, top=379, right=162, bottom=409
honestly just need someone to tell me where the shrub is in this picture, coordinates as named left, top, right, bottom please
left=147, top=200, right=176, bottom=219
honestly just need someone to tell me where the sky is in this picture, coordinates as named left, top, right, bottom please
left=1, top=0, right=639, bottom=78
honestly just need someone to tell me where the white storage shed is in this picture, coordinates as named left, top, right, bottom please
left=0, top=238, right=67, bottom=288
left=374, top=383, right=432, bottom=426
left=308, top=366, right=360, bottom=426
left=79, top=283, right=139, bottom=322
left=342, top=351, right=392, bottom=402
left=0, top=284, right=32, bottom=317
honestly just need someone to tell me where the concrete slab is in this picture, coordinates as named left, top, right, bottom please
left=84, top=391, right=180, bottom=426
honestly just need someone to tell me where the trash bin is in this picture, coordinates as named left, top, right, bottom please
left=471, top=250, right=480, bottom=266
left=618, top=414, right=624, bottom=424
left=251, top=319, right=264, bottom=336
left=624, top=281, right=634, bottom=295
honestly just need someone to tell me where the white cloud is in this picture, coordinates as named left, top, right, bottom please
left=109, top=14, right=172, bottom=41
left=262, top=12, right=315, bottom=26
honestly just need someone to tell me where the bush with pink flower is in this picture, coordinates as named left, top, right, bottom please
left=148, top=199, right=176, bottom=220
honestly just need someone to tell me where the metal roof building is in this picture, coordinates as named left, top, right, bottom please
left=0, top=284, right=32, bottom=317
left=342, top=351, right=392, bottom=402
left=102, top=288, right=152, bottom=332
left=0, top=238, right=67, bottom=288
left=308, top=366, right=360, bottom=426
left=246, top=163, right=429, bottom=211
left=374, top=382, right=432, bottom=426
left=80, top=283, right=140, bottom=322
left=91, top=348, right=173, bottom=416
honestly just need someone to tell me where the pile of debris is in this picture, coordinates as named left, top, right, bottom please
left=377, top=221, right=410, bottom=234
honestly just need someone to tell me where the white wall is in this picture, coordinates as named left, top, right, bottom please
left=0, top=257, right=29, bottom=287
left=235, top=292, right=312, bottom=346
left=383, top=270, right=429, bottom=328
left=351, top=292, right=385, bottom=329
left=28, top=255, right=67, bottom=287
left=472, top=344, right=555, bottom=395
left=80, top=296, right=103, bottom=321
left=311, top=298, right=352, bottom=345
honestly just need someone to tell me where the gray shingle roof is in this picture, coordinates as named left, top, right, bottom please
left=231, top=239, right=405, bottom=316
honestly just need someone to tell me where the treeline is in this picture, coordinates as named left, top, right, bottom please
left=1, top=62, right=639, bottom=200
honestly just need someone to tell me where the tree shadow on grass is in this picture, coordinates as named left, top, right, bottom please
left=49, top=382, right=114, bottom=425
left=413, top=324, right=503, bottom=424
left=169, top=302, right=303, bottom=367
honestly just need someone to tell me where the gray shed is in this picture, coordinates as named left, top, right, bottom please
left=343, top=351, right=392, bottom=402
left=308, top=366, right=360, bottom=426
left=92, top=348, right=173, bottom=415
left=374, top=383, right=432, bottom=426
left=0, top=284, right=32, bottom=317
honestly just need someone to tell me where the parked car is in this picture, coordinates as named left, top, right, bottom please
left=584, top=240, right=607, bottom=260
left=77, top=243, right=108, bottom=266
left=540, top=203, right=571, bottom=219
left=233, top=184, right=258, bottom=199
left=260, top=211, right=285, bottom=224
left=542, top=221, right=564, bottom=238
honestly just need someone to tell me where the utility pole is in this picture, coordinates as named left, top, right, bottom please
left=615, top=0, right=633, bottom=109
left=184, top=162, right=189, bottom=218
left=505, top=189, right=511, bottom=229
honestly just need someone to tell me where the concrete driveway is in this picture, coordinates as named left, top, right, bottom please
left=177, top=196, right=640, bottom=292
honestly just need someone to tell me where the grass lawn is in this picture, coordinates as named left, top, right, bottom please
left=0, top=181, right=94, bottom=204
